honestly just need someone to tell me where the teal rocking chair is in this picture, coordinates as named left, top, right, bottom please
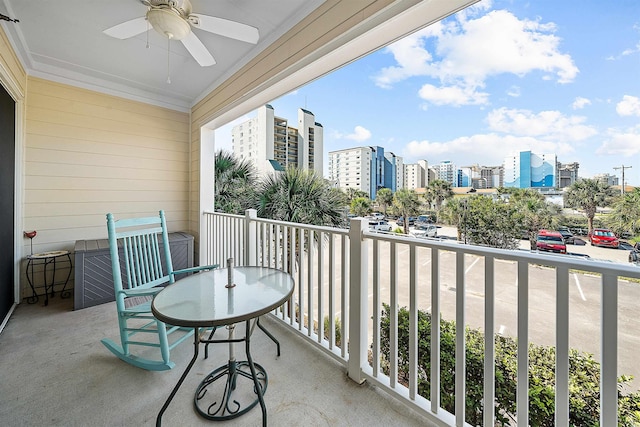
left=101, top=210, right=218, bottom=371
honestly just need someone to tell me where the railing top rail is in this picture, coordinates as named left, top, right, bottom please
left=204, top=210, right=350, bottom=236
left=363, top=229, right=640, bottom=279
left=203, top=210, right=243, bottom=219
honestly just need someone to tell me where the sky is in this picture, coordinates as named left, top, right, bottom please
left=215, top=0, right=640, bottom=186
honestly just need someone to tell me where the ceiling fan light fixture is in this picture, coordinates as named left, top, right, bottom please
left=146, top=8, right=190, bottom=40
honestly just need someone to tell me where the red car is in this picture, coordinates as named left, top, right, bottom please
left=536, top=230, right=567, bottom=254
left=589, top=228, right=619, bottom=248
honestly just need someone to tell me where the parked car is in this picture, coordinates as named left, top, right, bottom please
left=536, top=230, right=567, bottom=254
left=589, top=228, right=619, bottom=248
left=412, top=225, right=437, bottom=239
left=371, top=212, right=385, bottom=220
left=397, top=216, right=416, bottom=226
left=415, top=215, right=432, bottom=230
left=368, top=220, right=392, bottom=232
left=557, top=227, right=575, bottom=244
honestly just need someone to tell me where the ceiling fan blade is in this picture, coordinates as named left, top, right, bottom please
left=103, top=17, right=148, bottom=39
left=181, top=32, right=216, bottom=66
left=190, top=14, right=259, bottom=44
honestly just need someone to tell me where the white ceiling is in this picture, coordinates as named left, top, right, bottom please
left=0, top=0, right=324, bottom=111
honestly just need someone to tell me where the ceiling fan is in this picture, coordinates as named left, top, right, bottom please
left=103, top=0, right=259, bottom=67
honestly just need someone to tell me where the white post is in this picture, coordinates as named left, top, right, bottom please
left=199, top=127, right=215, bottom=266
left=347, top=217, right=368, bottom=384
left=245, top=209, right=258, bottom=266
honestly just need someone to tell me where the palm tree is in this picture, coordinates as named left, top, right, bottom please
left=608, top=188, right=640, bottom=237
left=427, top=179, right=454, bottom=211
left=564, top=179, right=617, bottom=235
left=376, top=188, right=393, bottom=215
left=393, top=189, right=421, bottom=234
left=258, top=167, right=344, bottom=227
left=351, top=197, right=372, bottom=217
left=214, top=150, right=258, bottom=214
left=344, top=187, right=369, bottom=204
left=511, top=191, right=561, bottom=249
left=438, top=197, right=465, bottom=241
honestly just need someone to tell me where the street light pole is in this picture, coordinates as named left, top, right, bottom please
left=613, top=165, right=632, bottom=196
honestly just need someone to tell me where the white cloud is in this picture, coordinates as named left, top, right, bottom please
left=402, top=133, right=575, bottom=166
left=418, top=84, right=489, bottom=106
left=486, top=108, right=597, bottom=141
left=616, top=95, right=640, bottom=116
left=373, top=8, right=578, bottom=107
left=334, top=126, right=372, bottom=142
left=507, top=86, right=521, bottom=97
left=572, top=97, right=591, bottom=110
left=596, top=126, right=640, bottom=156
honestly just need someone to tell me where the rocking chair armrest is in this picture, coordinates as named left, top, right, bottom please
left=170, top=264, right=219, bottom=277
left=118, top=287, right=162, bottom=298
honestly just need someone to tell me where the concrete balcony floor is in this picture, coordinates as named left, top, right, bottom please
left=0, top=297, right=433, bottom=426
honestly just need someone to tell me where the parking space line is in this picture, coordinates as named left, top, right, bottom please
left=465, top=257, right=480, bottom=274
left=572, top=273, right=586, bottom=301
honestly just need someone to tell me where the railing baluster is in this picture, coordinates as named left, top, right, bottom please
left=307, top=229, right=314, bottom=337
left=298, top=226, right=305, bottom=332
left=517, top=260, right=529, bottom=426
left=409, top=244, right=417, bottom=400
left=601, top=273, right=618, bottom=427
left=341, top=234, right=348, bottom=358
left=455, top=251, right=465, bottom=427
left=555, top=265, right=569, bottom=427
left=484, top=255, right=495, bottom=427
left=318, top=231, right=325, bottom=344
left=431, top=247, right=440, bottom=414
left=329, top=232, right=335, bottom=349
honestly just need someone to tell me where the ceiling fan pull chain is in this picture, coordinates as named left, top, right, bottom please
left=166, top=37, right=171, bottom=84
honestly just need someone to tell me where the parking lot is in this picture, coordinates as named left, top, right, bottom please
left=372, top=222, right=640, bottom=389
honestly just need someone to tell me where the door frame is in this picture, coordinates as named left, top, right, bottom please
left=0, top=62, right=24, bottom=333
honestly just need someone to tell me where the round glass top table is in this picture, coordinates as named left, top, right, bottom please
left=151, top=266, right=294, bottom=427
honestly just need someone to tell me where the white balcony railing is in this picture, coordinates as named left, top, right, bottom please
left=202, top=210, right=640, bottom=427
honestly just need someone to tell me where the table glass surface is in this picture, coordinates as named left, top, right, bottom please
left=152, top=266, right=294, bottom=327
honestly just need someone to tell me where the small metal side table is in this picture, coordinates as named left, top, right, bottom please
left=26, top=250, right=72, bottom=306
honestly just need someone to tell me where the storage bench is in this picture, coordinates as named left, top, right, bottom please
left=73, top=232, right=194, bottom=310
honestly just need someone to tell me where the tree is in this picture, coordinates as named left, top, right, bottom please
left=462, top=195, right=521, bottom=249
left=376, top=188, right=393, bottom=215
left=350, top=197, right=372, bottom=217
left=257, top=167, right=345, bottom=227
left=509, top=189, right=561, bottom=249
left=344, top=187, right=369, bottom=204
left=214, top=150, right=258, bottom=214
left=426, top=179, right=454, bottom=211
left=564, top=179, right=617, bottom=235
left=608, top=188, right=640, bottom=238
left=438, top=197, right=465, bottom=241
left=393, top=189, right=421, bottom=234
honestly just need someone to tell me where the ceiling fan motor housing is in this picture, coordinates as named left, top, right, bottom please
left=145, top=0, right=193, bottom=40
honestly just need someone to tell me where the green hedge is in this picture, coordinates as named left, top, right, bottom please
left=378, top=304, right=640, bottom=426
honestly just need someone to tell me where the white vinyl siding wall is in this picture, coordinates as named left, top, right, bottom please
left=22, top=77, right=190, bottom=297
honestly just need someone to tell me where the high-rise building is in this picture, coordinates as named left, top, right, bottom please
left=232, top=104, right=323, bottom=176
left=557, top=162, right=579, bottom=188
left=434, top=160, right=457, bottom=187
left=329, top=146, right=404, bottom=199
left=404, top=160, right=429, bottom=189
left=383, top=152, right=403, bottom=191
left=504, top=151, right=556, bottom=189
left=328, top=147, right=372, bottom=197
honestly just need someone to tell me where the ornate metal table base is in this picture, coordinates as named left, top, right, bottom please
left=194, top=359, right=267, bottom=420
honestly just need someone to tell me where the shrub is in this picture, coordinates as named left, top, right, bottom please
left=378, top=304, right=640, bottom=426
